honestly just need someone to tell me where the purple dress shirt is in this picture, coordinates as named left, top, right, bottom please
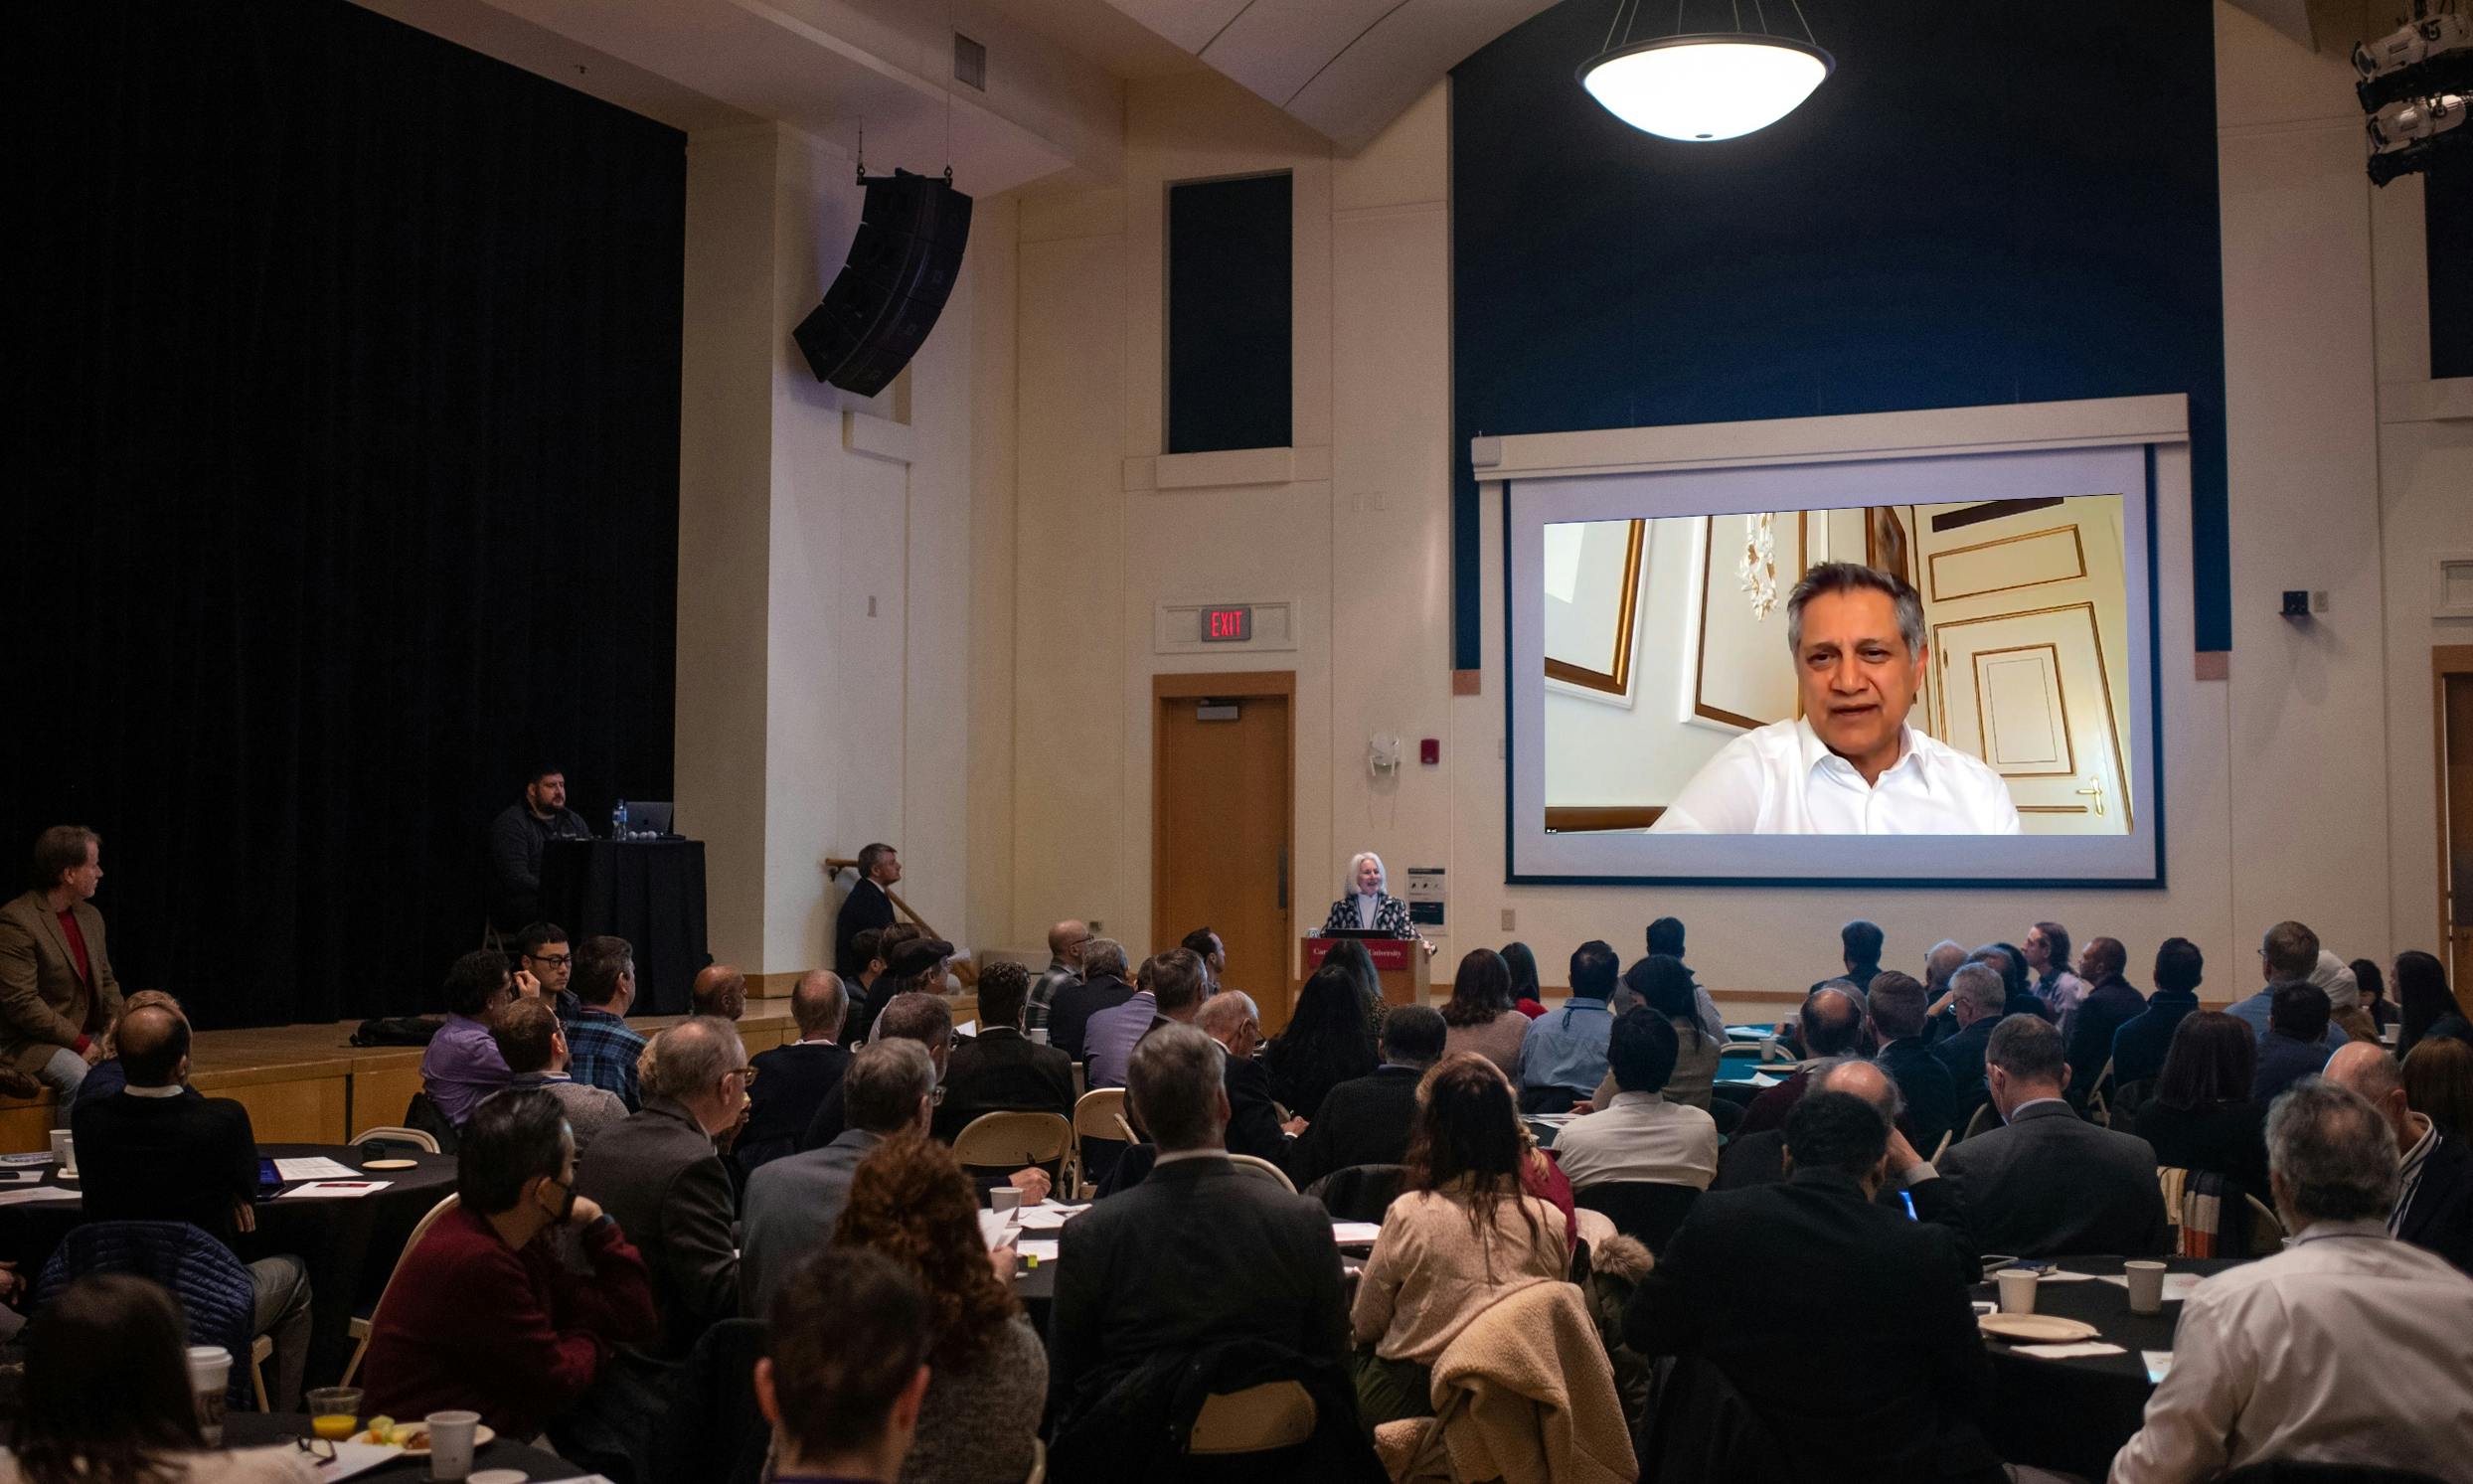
left=420, top=1012, right=512, bottom=1125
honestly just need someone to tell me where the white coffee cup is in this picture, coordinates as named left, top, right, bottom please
left=990, top=1186, right=1022, bottom=1214
left=1995, top=1268, right=2040, bottom=1315
left=425, top=1410, right=481, bottom=1481
left=2124, top=1259, right=2168, bottom=1314
left=48, top=1130, right=75, bottom=1177
left=186, top=1346, right=232, bottom=1447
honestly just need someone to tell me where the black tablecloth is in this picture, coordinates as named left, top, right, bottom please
left=539, top=838, right=708, bottom=1016
left=1975, top=1255, right=2238, bottom=1478
left=226, top=1411, right=584, bottom=1480
left=0, top=1142, right=460, bottom=1389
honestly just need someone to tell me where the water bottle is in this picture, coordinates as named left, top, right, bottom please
left=611, top=799, right=628, bottom=841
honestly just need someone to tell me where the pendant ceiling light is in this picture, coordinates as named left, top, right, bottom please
left=1578, top=1, right=1833, bottom=142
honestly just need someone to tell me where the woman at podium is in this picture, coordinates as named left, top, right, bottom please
left=1316, top=852, right=1433, bottom=956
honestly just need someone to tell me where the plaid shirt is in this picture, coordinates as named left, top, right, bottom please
left=561, top=1006, right=645, bottom=1112
left=1028, top=960, right=1078, bottom=1033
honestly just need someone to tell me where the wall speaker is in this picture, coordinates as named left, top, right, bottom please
left=793, top=169, right=973, bottom=397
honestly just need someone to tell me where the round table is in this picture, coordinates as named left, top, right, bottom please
left=225, top=1412, right=582, bottom=1480
left=0, top=1141, right=459, bottom=1388
left=1974, top=1255, right=2238, bottom=1478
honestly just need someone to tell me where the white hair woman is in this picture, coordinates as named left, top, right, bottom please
left=1318, top=852, right=1413, bottom=938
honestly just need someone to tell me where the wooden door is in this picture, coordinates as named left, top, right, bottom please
left=2440, top=649, right=2473, bottom=998
left=1155, top=674, right=1294, bottom=1031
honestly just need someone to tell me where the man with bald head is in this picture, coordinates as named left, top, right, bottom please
left=73, top=1003, right=314, bottom=1408
left=1030, top=919, right=1090, bottom=1037
left=2326, top=1043, right=2473, bottom=1273
left=692, top=964, right=747, bottom=1022
left=1195, top=990, right=1306, bottom=1166
left=1736, top=984, right=1870, bottom=1136
left=1716, top=1057, right=1959, bottom=1228
left=739, top=971, right=852, bottom=1174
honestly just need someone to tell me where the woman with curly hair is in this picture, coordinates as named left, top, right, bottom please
left=831, top=1135, right=1045, bottom=1484
left=1349, top=1053, right=1569, bottom=1428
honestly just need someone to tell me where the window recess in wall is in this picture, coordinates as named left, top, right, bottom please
left=1166, top=172, right=1292, bottom=455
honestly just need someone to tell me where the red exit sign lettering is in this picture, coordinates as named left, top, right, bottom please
left=1202, top=606, right=1252, bottom=642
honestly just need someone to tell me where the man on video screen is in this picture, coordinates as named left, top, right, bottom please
left=1652, top=562, right=2022, bottom=836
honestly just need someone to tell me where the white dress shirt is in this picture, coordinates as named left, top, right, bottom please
left=1650, top=718, right=2023, bottom=835
left=2108, top=1221, right=2473, bottom=1483
left=1548, top=1090, right=1720, bottom=1192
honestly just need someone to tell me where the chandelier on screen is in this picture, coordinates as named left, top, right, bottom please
left=1578, top=0, right=1834, bottom=142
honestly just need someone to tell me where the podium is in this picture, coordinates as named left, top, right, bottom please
left=1296, top=935, right=1429, bottom=1019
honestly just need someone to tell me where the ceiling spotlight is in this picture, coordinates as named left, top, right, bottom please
left=2355, top=13, right=2472, bottom=83
left=1578, top=1, right=1833, bottom=142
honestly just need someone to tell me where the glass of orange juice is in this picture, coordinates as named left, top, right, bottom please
left=307, top=1388, right=363, bottom=1441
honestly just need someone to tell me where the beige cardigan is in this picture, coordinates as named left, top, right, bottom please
left=1350, top=1188, right=1567, bottom=1365
left=1443, top=1012, right=1529, bottom=1079
left=1424, top=1279, right=1637, bottom=1484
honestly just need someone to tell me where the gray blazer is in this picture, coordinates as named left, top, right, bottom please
left=740, top=1128, right=885, bottom=1318
left=1938, top=1099, right=2170, bottom=1258
left=574, top=1096, right=741, bottom=1357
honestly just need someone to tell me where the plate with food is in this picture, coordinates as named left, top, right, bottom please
left=352, top=1416, right=496, bottom=1454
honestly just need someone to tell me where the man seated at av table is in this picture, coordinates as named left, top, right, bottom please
left=487, top=764, right=591, bottom=931
left=1651, top=562, right=2023, bottom=836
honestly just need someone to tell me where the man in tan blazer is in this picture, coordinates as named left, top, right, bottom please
left=0, top=826, right=126, bottom=1114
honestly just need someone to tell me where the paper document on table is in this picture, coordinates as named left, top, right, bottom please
left=314, top=1441, right=404, bottom=1480
left=275, top=1157, right=362, bottom=1182
left=0, top=1171, right=42, bottom=1184
left=1018, top=1239, right=1061, bottom=1261
left=2036, top=1269, right=2098, bottom=1283
left=0, top=1187, right=79, bottom=1206
left=277, top=1180, right=392, bottom=1200
left=2014, top=1342, right=2125, bottom=1359
left=0, top=1153, right=55, bottom=1166
left=1749, top=1072, right=1782, bottom=1087
left=954, top=1020, right=977, bottom=1037
left=1331, top=1222, right=1383, bottom=1245
left=1015, top=1202, right=1088, bottom=1232
left=978, top=1209, right=1019, bottom=1249
left=1525, top=1112, right=1578, bottom=1127
left=2096, top=1272, right=2205, bottom=1302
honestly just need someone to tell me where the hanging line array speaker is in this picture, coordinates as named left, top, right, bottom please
left=793, top=169, right=973, bottom=396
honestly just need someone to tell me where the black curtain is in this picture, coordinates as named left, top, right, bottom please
left=3, top=2, right=684, bottom=1029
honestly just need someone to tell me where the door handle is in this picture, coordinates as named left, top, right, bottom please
left=1276, top=848, right=1288, bottom=912
left=2075, top=775, right=2106, bottom=817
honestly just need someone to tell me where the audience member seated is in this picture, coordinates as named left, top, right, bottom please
left=744, top=1040, right=935, bottom=1316
left=2355, top=955, right=2397, bottom=1035
left=363, top=1088, right=656, bottom=1439
left=930, top=960, right=1073, bottom=1142
left=1931, top=963, right=2008, bottom=1122
left=1714, top=1059, right=1959, bottom=1228
left=2309, top=948, right=2377, bottom=1046
left=1046, top=936, right=1132, bottom=1063
left=516, top=920, right=578, bottom=1019
left=1626, top=1092, right=2001, bottom=1484
left=1181, top=925, right=1229, bottom=993
left=3, top=1273, right=319, bottom=1484
left=829, top=1135, right=1047, bottom=1484
left=738, top=970, right=852, bottom=1174
left=70, top=1004, right=313, bottom=1410
left=1265, top=958, right=1380, bottom=1122
left=1349, top=1052, right=1569, bottom=1428
left=562, top=934, right=646, bottom=1110
left=2132, top=1012, right=2270, bottom=1202
left=493, top=996, right=627, bottom=1156
left=845, top=923, right=924, bottom=1046
left=2395, top=948, right=2470, bottom=1062
left=1047, top=1024, right=1347, bottom=1427
left=574, top=1015, right=745, bottom=1358
left=1195, top=990, right=1307, bottom=1167
left=863, top=936, right=953, bottom=1040
left=2063, top=935, right=2143, bottom=1106
left=2251, top=981, right=2338, bottom=1103
left=67, top=988, right=185, bottom=1114
left=0, top=825, right=127, bottom=1111
left=1592, top=954, right=1721, bottom=1111
left=2225, top=920, right=2348, bottom=1051
left=1918, top=937, right=1970, bottom=1041
left=799, top=992, right=1054, bottom=1199
left=1501, top=941, right=1548, bottom=1019
left=2405, top=1035, right=2473, bottom=1139
left=1973, top=941, right=2049, bottom=1023
left=420, top=949, right=517, bottom=1127
left=841, top=928, right=886, bottom=1038
left=2024, top=919, right=2088, bottom=1031
left=1735, top=983, right=1868, bottom=1136
left=1817, top=917, right=1885, bottom=997
left=1868, top=971, right=1957, bottom=1153
left=758, top=1249, right=932, bottom=1484
left=2109, top=937, right=2207, bottom=1090
left=1554, top=1009, right=1719, bottom=1193
left=1440, top=948, right=1527, bottom=1076
left=2109, top=1080, right=2473, bottom=1482
left=1288, top=1004, right=1445, bottom=1189
left=1030, top=919, right=1089, bottom=1035
left=1515, top=939, right=1620, bottom=1114
left=2325, top=1042, right=2473, bottom=1274
left=1085, top=949, right=1180, bottom=1089
left=690, top=962, right=747, bottom=1022
left=1940, top=1015, right=2168, bottom=1257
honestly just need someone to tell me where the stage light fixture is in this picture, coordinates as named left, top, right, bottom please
left=1578, top=0, right=1833, bottom=142
left=2355, top=12, right=2471, bottom=83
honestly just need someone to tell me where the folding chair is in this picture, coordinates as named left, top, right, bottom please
left=340, top=1194, right=462, bottom=1387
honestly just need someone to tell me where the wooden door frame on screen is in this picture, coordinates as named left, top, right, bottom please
left=2436, top=646, right=2473, bottom=961
left=1150, top=670, right=1296, bottom=977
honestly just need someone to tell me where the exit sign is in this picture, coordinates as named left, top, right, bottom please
left=1202, top=605, right=1253, bottom=642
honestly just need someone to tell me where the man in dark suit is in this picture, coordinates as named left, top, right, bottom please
left=1196, top=991, right=1307, bottom=1168
left=1048, top=1023, right=1348, bottom=1423
left=2253, top=982, right=2338, bottom=1104
left=1048, top=938, right=1135, bottom=1063
left=1931, top=963, right=2006, bottom=1129
left=737, top=971, right=853, bottom=1175
left=1626, top=1090, right=2002, bottom=1484
left=2062, top=935, right=2145, bottom=1107
left=1286, top=1004, right=1443, bottom=1188
left=742, top=1039, right=935, bottom=1317
left=0, top=825, right=127, bottom=1102
left=833, top=843, right=900, bottom=978
left=71, top=1005, right=312, bottom=1408
left=1737, top=984, right=1868, bottom=1137
left=1870, top=973, right=1957, bottom=1155
left=1713, top=1058, right=1960, bottom=1230
left=932, top=961, right=1073, bottom=1142
left=1811, top=918, right=1885, bottom=998
left=1938, top=1016, right=2169, bottom=1258
left=2108, top=937, right=2205, bottom=1089
left=575, top=1015, right=745, bottom=1358
left=2328, top=1042, right=2473, bottom=1274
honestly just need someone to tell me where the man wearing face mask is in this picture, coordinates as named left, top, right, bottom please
left=362, top=1088, right=658, bottom=1441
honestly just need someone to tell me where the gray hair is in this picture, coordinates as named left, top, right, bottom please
left=1347, top=851, right=1387, bottom=894
left=2267, top=1078, right=2400, bottom=1224
left=1128, top=1023, right=1226, bottom=1153
left=1082, top=937, right=1129, bottom=981
left=1986, top=1014, right=2065, bottom=1085
left=1923, top=940, right=1968, bottom=992
left=845, top=1039, right=936, bottom=1133
left=1949, top=962, right=2005, bottom=1016
left=1784, top=562, right=1925, bottom=657
left=1808, top=1056, right=1904, bottom=1119
left=791, top=970, right=847, bottom=1039
left=1196, top=991, right=1255, bottom=1041
left=874, top=991, right=954, bottom=1052
left=647, top=1015, right=745, bottom=1100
